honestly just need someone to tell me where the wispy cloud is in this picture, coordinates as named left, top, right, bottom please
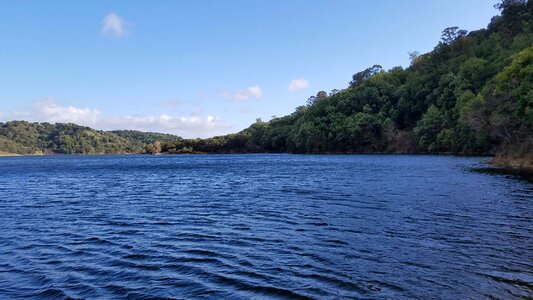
left=101, top=13, right=126, bottom=38
left=226, top=85, right=262, bottom=102
left=4, top=99, right=230, bottom=138
left=287, top=78, right=310, bottom=91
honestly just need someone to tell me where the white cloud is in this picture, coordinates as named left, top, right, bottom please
left=33, top=98, right=101, bottom=124
left=288, top=78, right=310, bottom=91
left=4, top=99, right=229, bottom=138
left=226, top=85, right=263, bottom=102
left=248, top=86, right=262, bottom=98
left=105, top=114, right=229, bottom=138
left=101, top=13, right=126, bottom=38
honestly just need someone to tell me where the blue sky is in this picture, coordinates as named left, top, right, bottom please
left=0, top=0, right=498, bottom=138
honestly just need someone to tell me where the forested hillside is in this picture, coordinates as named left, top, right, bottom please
left=1, top=0, right=531, bottom=168
left=0, top=121, right=181, bottom=155
left=161, top=0, right=532, bottom=163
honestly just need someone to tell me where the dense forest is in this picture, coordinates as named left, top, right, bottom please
left=0, top=121, right=182, bottom=155
left=1, top=0, right=531, bottom=168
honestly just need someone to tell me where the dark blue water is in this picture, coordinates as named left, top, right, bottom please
left=0, top=154, right=531, bottom=299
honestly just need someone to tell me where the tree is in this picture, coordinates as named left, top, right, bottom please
left=316, top=91, right=328, bottom=100
left=408, top=51, right=420, bottom=65
left=491, top=45, right=533, bottom=143
left=441, top=27, right=468, bottom=44
left=493, top=0, right=530, bottom=36
left=494, top=0, right=527, bottom=11
left=153, top=141, right=162, bottom=154
left=349, top=65, right=383, bottom=88
left=306, top=95, right=317, bottom=107
left=415, top=105, right=445, bottom=151
left=329, top=89, right=340, bottom=96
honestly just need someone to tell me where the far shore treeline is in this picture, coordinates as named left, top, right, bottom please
left=1, top=0, right=532, bottom=168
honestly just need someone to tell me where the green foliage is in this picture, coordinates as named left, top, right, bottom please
left=494, top=44, right=533, bottom=130
left=112, top=130, right=182, bottom=145
left=416, top=105, right=446, bottom=152
left=0, top=121, right=150, bottom=154
left=349, top=65, right=383, bottom=88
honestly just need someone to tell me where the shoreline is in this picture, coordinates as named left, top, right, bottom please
left=1, top=151, right=530, bottom=177
left=0, top=151, right=20, bottom=157
left=488, top=155, right=533, bottom=179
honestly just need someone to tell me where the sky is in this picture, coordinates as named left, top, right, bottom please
left=0, top=0, right=499, bottom=138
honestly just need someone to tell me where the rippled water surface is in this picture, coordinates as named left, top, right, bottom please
left=0, top=154, right=531, bottom=299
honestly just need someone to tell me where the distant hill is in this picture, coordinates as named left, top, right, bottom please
left=0, top=121, right=182, bottom=155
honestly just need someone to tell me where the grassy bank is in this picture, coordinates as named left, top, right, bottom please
left=486, top=143, right=533, bottom=179
left=490, top=153, right=533, bottom=174
left=0, top=151, right=20, bottom=156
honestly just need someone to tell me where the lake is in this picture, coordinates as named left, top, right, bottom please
left=0, top=154, right=531, bottom=299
